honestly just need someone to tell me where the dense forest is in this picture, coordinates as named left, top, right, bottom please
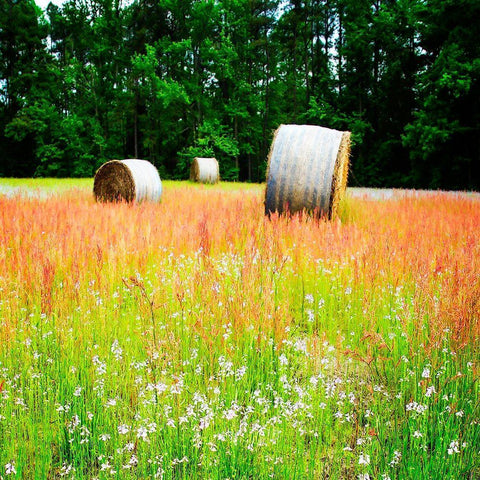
left=0, top=0, right=479, bottom=188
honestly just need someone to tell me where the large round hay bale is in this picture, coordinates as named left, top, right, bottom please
left=265, top=124, right=351, bottom=218
left=93, top=159, right=162, bottom=203
left=190, top=157, right=219, bottom=184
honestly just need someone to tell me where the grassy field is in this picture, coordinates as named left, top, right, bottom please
left=0, top=180, right=478, bottom=479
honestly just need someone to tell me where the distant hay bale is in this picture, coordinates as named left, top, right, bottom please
left=265, top=124, right=351, bottom=219
left=93, top=159, right=162, bottom=203
left=190, top=157, right=219, bottom=184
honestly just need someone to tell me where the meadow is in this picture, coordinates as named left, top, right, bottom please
left=0, top=180, right=478, bottom=479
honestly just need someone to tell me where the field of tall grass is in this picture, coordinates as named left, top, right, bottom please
left=0, top=180, right=478, bottom=479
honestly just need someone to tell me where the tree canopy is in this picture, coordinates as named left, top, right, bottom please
left=0, top=0, right=478, bottom=189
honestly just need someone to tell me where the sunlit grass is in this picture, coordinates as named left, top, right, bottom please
left=0, top=180, right=478, bottom=479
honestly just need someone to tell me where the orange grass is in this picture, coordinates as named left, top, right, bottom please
left=0, top=185, right=478, bottom=348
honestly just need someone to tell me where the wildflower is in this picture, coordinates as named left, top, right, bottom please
left=111, top=339, right=123, bottom=361
left=425, top=385, right=436, bottom=398
left=100, top=460, right=114, bottom=472
left=68, top=414, right=80, bottom=433
left=79, top=425, right=90, bottom=444
left=235, top=366, right=247, bottom=380
left=448, top=440, right=460, bottom=455
left=59, top=462, right=75, bottom=477
left=153, top=382, right=168, bottom=394
left=413, top=430, right=423, bottom=438
left=118, top=424, right=130, bottom=435
left=305, top=294, right=314, bottom=304
left=389, top=450, right=402, bottom=466
left=105, top=398, right=117, bottom=407
left=5, top=462, right=16, bottom=475
left=455, top=410, right=464, bottom=417
left=279, top=354, right=288, bottom=366
left=208, top=442, right=217, bottom=452
left=223, top=408, right=237, bottom=420
left=406, top=401, right=428, bottom=414
left=73, top=385, right=82, bottom=397
left=358, top=453, right=370, bottom=465
left=136, top=426, right=149, bottom=442
left=358, top=474, right=370, bottom=480
left=421, top=367, right=430, bottom=379
left=99, top=433, right=111, bottom=442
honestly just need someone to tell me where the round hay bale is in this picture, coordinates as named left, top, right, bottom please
left=93, top=159, right=162, bottom=203
left=265, top=124, right=351, bottom=219
left=190, top=157, right=219, bottom=184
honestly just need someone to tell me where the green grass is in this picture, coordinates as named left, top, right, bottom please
left=0, top=179, right=477, bottom=479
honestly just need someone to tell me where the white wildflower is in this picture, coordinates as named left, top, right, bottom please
left=111, top=339, right=123, bottom=361
left=118, top=424, right=130, bottom=435
left=305, top=294, right=314, bottom=304
left=5, top=462, right=16, bottom=475
left=136, top=426, right=149, bottom=442
left=406, top=401, right=428, bottom=414
left=448, top=440, right=460, bottom=455
left=223, top=408, right=237, bottom=420
left=425, top=385, right=436, bottom=398
left=59, top=462, right=75, bottom=477
left=105, top=398, right=117, bottom=407
left=358, top=453, right=370, bottom=465
left=389, top=450, right=401, bottom=466
left=279, top=354, right=288, bottom=366
left=100, top=460, right=114, bottom=472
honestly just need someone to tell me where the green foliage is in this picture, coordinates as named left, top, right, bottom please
left=177, top=119, right=240, bottom=180
left=0, top=0, right=478, bottom=188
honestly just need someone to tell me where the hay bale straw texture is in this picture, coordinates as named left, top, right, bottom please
left=93, top=159, right=162, bottom=203
left=190, top=157, right=220, bottom=184
left=265, top=124, right=351, bottom=218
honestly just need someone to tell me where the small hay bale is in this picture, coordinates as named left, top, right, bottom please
left=190, top=157, right=220, bottom=184
left=93, top=159, right=162, bottom=203
left=265, top=124, right=351, bottom=218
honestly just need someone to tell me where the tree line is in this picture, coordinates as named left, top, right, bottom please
left=1, top=0, right=479, bottom=189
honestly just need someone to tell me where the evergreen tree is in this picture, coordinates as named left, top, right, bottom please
left=403, top=0, right=480, bottom=189
left=0, top=0, right=478, bottom=188
left=0, top=0, right=51, bottom=175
